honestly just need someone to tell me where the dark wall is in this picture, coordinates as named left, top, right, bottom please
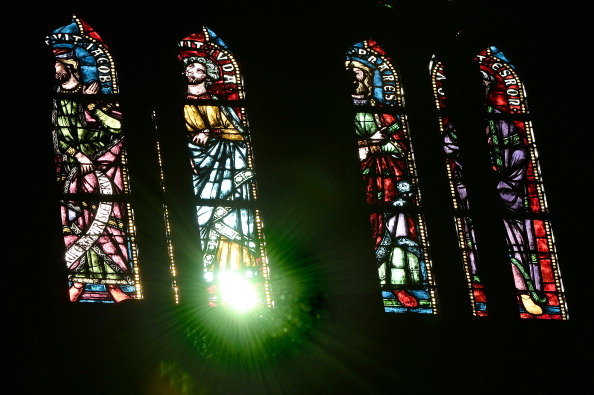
left=10, top=1, right=590, bottom=394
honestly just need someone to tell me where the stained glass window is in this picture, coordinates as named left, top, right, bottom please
left=178, top=27, right=273, bottom=311
left=476, top=46, right=568, bottom=319
left=346, top=40, right=438, bottom=314
left=152, top=111, right=180, bottom=304
left=430, top=56, right=488, bottom=317
left=46, top=16, right=143, bottom=303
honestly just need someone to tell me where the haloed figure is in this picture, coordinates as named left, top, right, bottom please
left=347, top=60, right=423, bottom=308
left=182, top=56, right=260, bottom=296
left=348, top=60, right=374, bottom=106
left=482, top=70, right=545, bottom=315
left=53, top=51, right=133, bottom=303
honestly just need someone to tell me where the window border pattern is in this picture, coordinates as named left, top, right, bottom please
left=477, top=46, right=568, bottom=320
left=178, top=27, right=273, bottom=310
left=346, top=40, right=438, bottom=314
left=46, top=15, right=143, bottom=303
left=430, top=56, right=488, bottom=317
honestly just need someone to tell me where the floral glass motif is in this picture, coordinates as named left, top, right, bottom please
left=346, top=40, right=438, bottom=313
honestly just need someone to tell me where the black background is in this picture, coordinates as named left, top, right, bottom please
left=8, top=1, right=591, bottom=394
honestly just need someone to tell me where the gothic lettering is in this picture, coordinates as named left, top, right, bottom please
left=224, top=75, right=237, bottom=84
left=499, top=69, right=511, bottom=77
left=97, top=65, right=111, bottom=74
left=378, top=63, right=389, bottom=71
left=509, top=99, right=520, bottom=106
left=90, top=48, right=105, bottom=57
left=506, top=88, right=519, bottom=97
left=179, top=40, right=204, bottom=49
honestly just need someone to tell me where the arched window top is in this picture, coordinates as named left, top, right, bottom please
left=46, top=15, right=142, bottom=303
left=47, top=15, right=118, bottom=95
left=178, top=26, right=245, bottom=101
left=346, top=39, right=405, bottom=108
left=345, top=38, right=438, bottom=314
left=476, top=46, right=528, bottom=114
left=429, top=55, right=447, bottom=110
left=475, top=46, right=567, bottom=319
left=178, top=27, right=273, bottom=311
left=430, top=54, right=488, bottom=317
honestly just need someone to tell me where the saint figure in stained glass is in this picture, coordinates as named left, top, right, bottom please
left=47, top=16, right=142, bottom=303
left=179, top=27, right=272, bottom=310
left=477, top=46, right=567, bottom=319
left=346, top=40, right=438, bottom=314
